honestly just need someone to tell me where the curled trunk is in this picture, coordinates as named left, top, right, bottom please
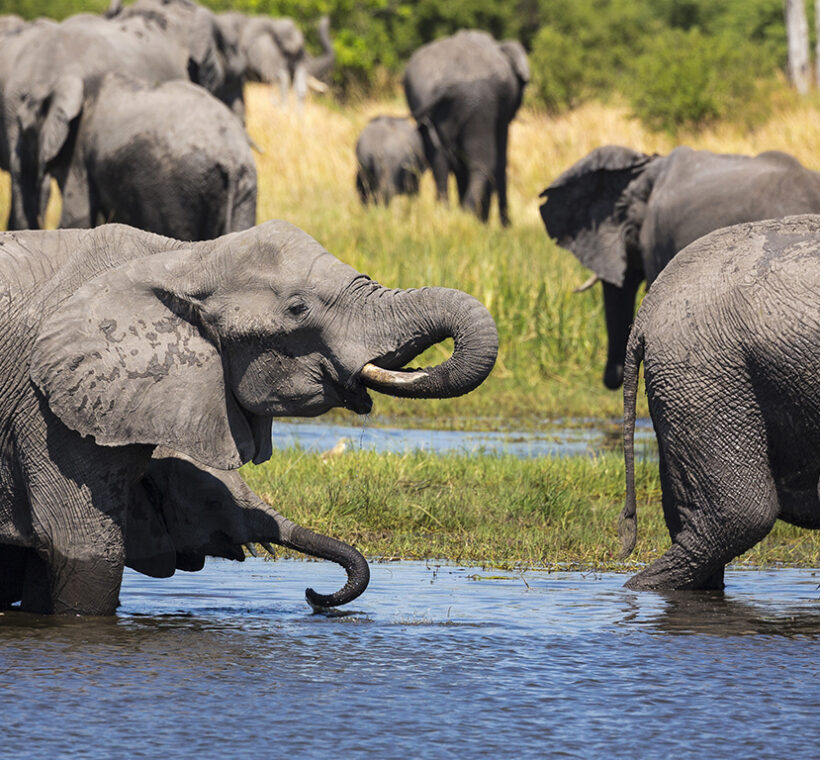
left=129, top=451, right=370, bottom=608
left=305, top=15, right=334, bottom=83
left=360, top=286, right=498, bottom=399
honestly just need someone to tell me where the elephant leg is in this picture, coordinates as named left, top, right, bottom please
left=626, top=384, right=778, bottom=590
left=460, top=123, right=495, bottom=222
left=58, top=163, right=95, bottom=229
left=494, top=121, right=510, bottom=227
left=0, top=544, right=27, bottom=608
left=601, top=269, right=644, bottom=390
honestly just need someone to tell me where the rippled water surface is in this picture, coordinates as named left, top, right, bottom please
left=272, top=417, right=657, bottom=458
left=2, top=561, right=819, bottom=759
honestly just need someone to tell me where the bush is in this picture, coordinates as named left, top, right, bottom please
left=527, top=25, right=585, bottom=113
left=628, top=27, right=775, bottom=134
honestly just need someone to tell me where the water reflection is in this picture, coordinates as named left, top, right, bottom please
left=271, top=417, right=658, bottom=458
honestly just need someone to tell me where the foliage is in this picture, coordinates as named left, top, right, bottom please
left=629, top=27, right=775, bottom=134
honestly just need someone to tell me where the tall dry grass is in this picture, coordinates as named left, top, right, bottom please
left=4, top=87, right=820, bottom=426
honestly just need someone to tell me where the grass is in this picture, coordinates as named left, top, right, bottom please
left=7, top=86, right=820, bottom=425
left=3, top=88, right=820, bottom=570
left=243, top=448, right=820, bottom=570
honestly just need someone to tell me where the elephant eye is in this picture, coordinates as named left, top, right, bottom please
left=288, top=302, right=309, bottom=317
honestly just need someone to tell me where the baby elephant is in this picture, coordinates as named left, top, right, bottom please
left=355, top=115, right=427, bottom=205
left=55, top=73, right=257, bottom=240
left=621, top=214, right=820, bottom=591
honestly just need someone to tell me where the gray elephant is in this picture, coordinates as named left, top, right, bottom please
left=539, top=145, right=820, bottom=389
left=403, top=30, right=530, bottom=226
left=216, top=12, right=335, bottom=119
left=0, top=221, right=497, bottom=614
left=125, top=448, right=370, bottom=609
left=3, top=3, right=240, bottom=229
left=54, top=73, right=257, bottom=240
left=620, top=214, right=820, bottom=591
left=356, top=116, right=427, bottom=205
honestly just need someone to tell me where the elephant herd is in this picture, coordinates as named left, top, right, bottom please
left=0, top=0, right=333, bottom=237
left=356, top=29, right=530, bottom=227
left=3, top=1, right=820, bottom=614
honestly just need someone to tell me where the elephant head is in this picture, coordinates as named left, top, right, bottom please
left=29, top=221, right=498, bottom=471
left=128, top=448, right=370, bottom=609
left=539, top=145, right=659, bottom=388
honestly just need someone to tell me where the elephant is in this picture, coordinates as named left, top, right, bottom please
left=124, top=447, right=370, bottom=609
left=3, top=2, right=241, bottom=230
left=215, top=12, right=335, bottom=120
left=0, top=220, right=497, bottom=614
left=403, top=30, right=530, bottom=226
left=54, top=73, right=257, bottom=240
left=355, top=116, right=427, bottom=206
left=620, top=213, right=820, bottom=591
left=539, top=145, right=820, bottom=390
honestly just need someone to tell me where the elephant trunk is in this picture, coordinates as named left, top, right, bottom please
left=275, top=516, right=370, bottom=610
left=360, top=286, right=498, bottom=399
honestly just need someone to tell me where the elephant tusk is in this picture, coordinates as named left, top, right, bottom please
left=360, top=362, right=429, bottom=388
left=573, top=274, right=599, bottom=293
left=307, top=75, right=329, bottom=93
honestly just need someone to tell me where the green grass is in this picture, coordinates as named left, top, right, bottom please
left=243, top=449, right=820, bottom=570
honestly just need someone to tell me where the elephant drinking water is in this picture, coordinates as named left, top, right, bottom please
left=0, top=221, right=497, bottom=615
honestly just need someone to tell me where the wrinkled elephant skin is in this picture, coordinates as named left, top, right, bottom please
left=0, top=221, right=497, bottom=614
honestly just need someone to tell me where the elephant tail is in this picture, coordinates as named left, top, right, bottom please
left=618, top=326, right=645, bottom=559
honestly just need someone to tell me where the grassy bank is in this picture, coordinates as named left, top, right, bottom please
left=243, top=449, right=820, bottom=570
left=5, top=89, right=820, bottom=426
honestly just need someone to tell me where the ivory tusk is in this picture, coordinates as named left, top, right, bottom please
left=573, top=274, right=599, bottom=293
left=307, top=75, right=329, bottom=93
left=360, top=362, right=428, bottom=387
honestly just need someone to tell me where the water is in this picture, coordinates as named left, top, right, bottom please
left=2, top=560, right=819, bottom=759
left=272, top=417, right=657, bottom=458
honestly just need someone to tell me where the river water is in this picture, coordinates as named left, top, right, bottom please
left=2, top=559, right=819, bottom=759
left=271, top=417, right=657, bottom=458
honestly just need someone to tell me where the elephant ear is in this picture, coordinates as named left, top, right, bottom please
left=29, top=248, right=261, bottom=470
left=187, top=7, right=224, bottom=92
left=245, top=29, right=285, bottom=82
left=539, top=146, right=653, bottom=287
left=40, top=74, right=84, bottom=169
left=499, top=40, right=530, bottom=83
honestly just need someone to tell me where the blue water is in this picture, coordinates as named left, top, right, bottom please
left=2, top=560, right=818, bottom=759
left=271, top=417, right=656, bottom=458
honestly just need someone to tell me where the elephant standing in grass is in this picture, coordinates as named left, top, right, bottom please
left=55, top=73, right=256, bottom=239
left=403, top=30, right=529, bottom=226
left=356, top=116, right=427, bottom=205
left=539, top=145, right=820, bottom=389
left=4, top=2, right=240, bottom=229
left=0, top=221, right=497, bottom=614
left=621, top=214, right=820, bottom=591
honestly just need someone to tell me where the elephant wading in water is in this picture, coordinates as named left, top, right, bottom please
left=0, top=221, right=498, bottom=615
left=403, top=30, right=529, bottom=226
left=355, top=116, right=427, bottom=206
left=539, top=146, right=820, bottom=389
left=621, top=214, right=820, bottom=590
left=55, top=73, right=257, bottom=240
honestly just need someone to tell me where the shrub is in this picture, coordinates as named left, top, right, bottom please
left=628, top=27, right=775, bottom=134
left=527, top=25, right=585, bottom=113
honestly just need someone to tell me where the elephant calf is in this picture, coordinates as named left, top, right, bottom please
left=621, top=214, right=820, bottom=590
left=355, top=116, right=427, bottom=205
left=54, top=73, right=257, bottom=240
left=540, top=145, right=820, bottom=389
